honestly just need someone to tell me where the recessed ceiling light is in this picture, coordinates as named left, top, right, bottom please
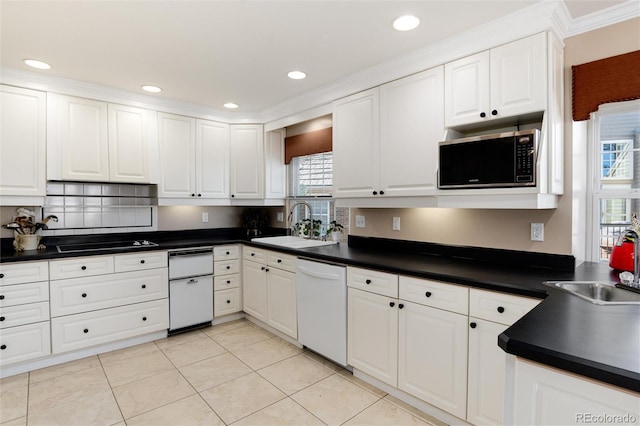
left=142, top=85, right=162, bottom=93
left=287, top=70, right=307, bottom=80
left=393, top=15, right=420, bottom=31
left=224, top=102, right=239, bottom=109
left=23, top=59, right=51, bottom=70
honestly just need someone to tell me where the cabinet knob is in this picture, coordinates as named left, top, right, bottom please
left=379, top=190, right=384, bottom=195
left=261, top=266, right=266, bottom=271
left=491, top=109, right=498, bottom=116
left=142, top=316, right=147, bottom=321
left=365, top=279, right=372, bottom=285
left=197, top=194, right=202, bottom=197
left=191, top=193, right=195, bottom=197
left=81, top=266, right=87, bottom=271
left=265, top=268, right=270, bottom=272
left=480, top=112, right=486, bottom=118
left=398, top=303, right=405, bottom=309
left=140, top=259, right=145, bottom=264
left=389, top=302, right=395, bottom=307
left=251, top=253, right=255, bottom=256
left=497, top=306, right=505, bottom=313
left=226, top=251, right=230, bottom=255
left=82, top=293, right=87, bottom=298
left=425, top=291, right=432, bottom=298
left=0, top=273, right=4, bottom=278
left=226, top=280, right=231, bottom=284
left=141, top=284, right=147, bottom=289
left=0, top=295, right=4, bottom=300
left=277, top=259, right=282, bottom=263
left=227, top=300, right=231, bottom=304
left=0, top=316, right=5, bottom=322
left=231, top=194, right=235, bottom=198
left=0, top=344, right=6, bottom=350
left=83, top=328, right=89, bottom=333
left=470, top=322, right=477, bottom=329
left=226, top=265, right=231, bottom=270
left=372, top=191, right=378, bottom=195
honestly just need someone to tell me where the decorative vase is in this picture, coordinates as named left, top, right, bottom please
left=331, top=231, right=341, bottom=242
left=14, top=234, right=40, bottom=251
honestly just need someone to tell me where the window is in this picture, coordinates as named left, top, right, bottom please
left=588, top=100, right=640, bottom=262
left=288, top=152, right=348, bottom=239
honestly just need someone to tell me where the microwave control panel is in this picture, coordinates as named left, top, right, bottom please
left=515, top=134, right=535, bottom=183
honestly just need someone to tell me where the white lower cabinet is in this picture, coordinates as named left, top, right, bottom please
left=0, top=322, right=50, bottom=366
left=265, top=267, right=297, bottom=339
left=214, top=288, right=241, bottom=317
left=214, top=245, right=241, bottom=318
left=242, top=258, right=268, bottom=321
left=51, top=299, right=168, bottom=353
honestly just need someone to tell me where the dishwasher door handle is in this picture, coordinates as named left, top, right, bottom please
left=187, top=278, right=199, bottom=284
left=297, top=265, right=343, bottom=281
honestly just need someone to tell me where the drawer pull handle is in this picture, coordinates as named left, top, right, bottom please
left=497, top=306, right=505, bottom=313
left=141, top=284, right=147, bottom=289
left=365, top=279, right=372, bottom=285
left=81, top=266, right=87, bottom=271
left=0, top=273, right=4, bottom=278
left=227, top=300, right=231, bottom=304
left=82, top=293, right=87, bottom=298
left=398, top=303, right=405, bottom=309
left=0, top=344, right=6, bottom=350
left=188, top=279, right=199, bottom=284
left=0, top=316, right=5, bottom=322
left=83, top=328, right=89, bottom=333
left=389, top=302, right=395, bottom=307
left=142, top=316, right=147, bottom=321
left=0, top=295, right=4, bottom=300
left=425, top=291, right=432, bottom=298
left=470, top=322, right=477, bottom=329
left=140, top=260, right=145, bottom=264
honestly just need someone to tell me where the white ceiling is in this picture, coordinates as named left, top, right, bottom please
left=0, top=0, right=628, bottom=114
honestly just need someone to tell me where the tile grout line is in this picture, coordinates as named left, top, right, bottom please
left=97, top=347, right=128, bottom=425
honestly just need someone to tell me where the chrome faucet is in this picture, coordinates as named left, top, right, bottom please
left=287, top=201, right=314, bottom=238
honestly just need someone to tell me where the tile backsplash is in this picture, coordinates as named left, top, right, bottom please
left=42, top=182, right=157, bottom=233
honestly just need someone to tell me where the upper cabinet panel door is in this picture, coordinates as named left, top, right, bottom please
left=444, top=51, right=490, bottom=127
left=264, top=129, right=286, bottom=200
left=332, top=88, right=380, bottom=198
left=379, top=67, right=444, bottom=197
left=490, top=32, right=547, bottom=119
left=196, top=119, right=229, bottom=199
left=108, top=104, right=156, bottom=183
left=0, top=85, right=46, bottom=197
left=158, top=113, right=196, bottom=198
left=49, top=94, right=109, bottom=182
left=230, top=124, right=264, bottom=199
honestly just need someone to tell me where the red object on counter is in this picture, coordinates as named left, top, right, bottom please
left=609, top=231, right=635, bottom=272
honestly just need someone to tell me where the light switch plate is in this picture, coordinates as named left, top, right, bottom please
left=531, top=223, right=544, bottom=241
left=202, top=212, right=209, bottom=223
left=276, top=212, right=284, bottom=222
left=392, top=217, right=401, bottom=231
left=355, top=215, right=366, bottom=228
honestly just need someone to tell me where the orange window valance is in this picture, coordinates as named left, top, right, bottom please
left=284, top=127, right=332, bottom=164
left=572, top=50, right=640, bottom=121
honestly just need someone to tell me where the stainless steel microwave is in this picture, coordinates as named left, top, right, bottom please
left=438, top=129, right=539, bottom=189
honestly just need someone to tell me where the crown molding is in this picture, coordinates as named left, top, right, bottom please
left=565, top=0, right=640, bottom=38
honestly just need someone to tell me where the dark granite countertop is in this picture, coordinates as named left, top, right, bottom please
left=1, top=230, right=638, bottom=392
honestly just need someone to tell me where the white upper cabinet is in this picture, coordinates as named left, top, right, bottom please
left=379, top=67, right=444, bottom=197
left=0, top=85, right=46, bottom=200
left=158, top=113, right=230, bottom=202
left=264, top=129, right=286, bottom=200
left=445, top=33, right=547, bottom=128
left=333, top=88, right=380, bottom=198
left=230, top=124, right=264, bottom=200
left=48, top=93, right=157, bottom=183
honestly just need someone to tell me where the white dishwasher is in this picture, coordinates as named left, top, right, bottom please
left=296, top=258, right=347, bottom=366
left=168, top=247, right=214, bottom=333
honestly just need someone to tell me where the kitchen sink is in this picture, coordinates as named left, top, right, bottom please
left=544, top=281, right=640, bottom=305
left=251, top=236, right=339, bottom=249
left=56, top=240, right=158, bottom=253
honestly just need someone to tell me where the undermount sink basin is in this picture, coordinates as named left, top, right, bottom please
left=251, top=236, right=339, bottom=249
left=544, top=281, right=640, bottom=305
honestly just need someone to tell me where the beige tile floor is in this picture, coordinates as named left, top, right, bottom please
left=0, top=319, right=446, bottom=426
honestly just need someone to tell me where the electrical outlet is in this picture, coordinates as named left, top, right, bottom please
left=202, top=212, right=209, bottom=223
left=531, top=223, right=544, bottom=241
left=276, top=212, right=284, bottom=222
left=355, top=215, right=366, bottom=228
left=392, top=217, right=401, bottom=231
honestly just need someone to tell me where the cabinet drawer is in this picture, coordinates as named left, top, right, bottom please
left=0, top=301, right=50, bottom=329
left=214, top=245, right=240, bottom=260
left=214, top=274, right=240, bottom=291
left=50, top=256, right=114, bottom=280
left=0, top=261, right=48, bottom=286
left=0, top=321, right=51, bottom=366
left=347, top=267, right=398, bottom=298
left=50, top=268, right=169, bottom=317
left=469, top=289, right=541, bottom=326
left=244, top=247, right=267, bottom=263
left=399, top=276, right=469, bottom=315
left=114, top=251, right=168, bottom=272
left=214, top=288, right=241, bottom=317
left=51, top=298, right=169, bottom=354
left=0, top=281, right=49, bottom=308
left=214, top=259, right=240, bottom=276
left=267, top=251, right=296, bottom=273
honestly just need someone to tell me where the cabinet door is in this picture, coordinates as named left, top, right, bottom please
left=196, top=120, right=229, bottom=198
left=0, top=321, right=50, bottom=366
left=467, top=318, right=509, bottom=425
left=398, top=301, right=468, bottom=419
left=0, top=85, right=46, bottom=197
left=50, top=94, right=110, bottom=182
left=490, top=32, right=547, bottom=120
left=230, top=124, right=264, bottom=199
left=444, top=51, right=490, bottom=127
left=108, top=104, right=156, bottom=183
left=158, top=113, right=195, bottom=198
left=214, top=287, right=241, bottom=317
left=379, top=67, right=444, bottom=197
left=242, top=260, right=267, bottom=321
left=347, top=288, right=398, bottom=387
left=264, top=129, right=286, bottom=199
left=333, top=88, right=380, bottom=198
left=266, top=267, right=297, bottom=339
